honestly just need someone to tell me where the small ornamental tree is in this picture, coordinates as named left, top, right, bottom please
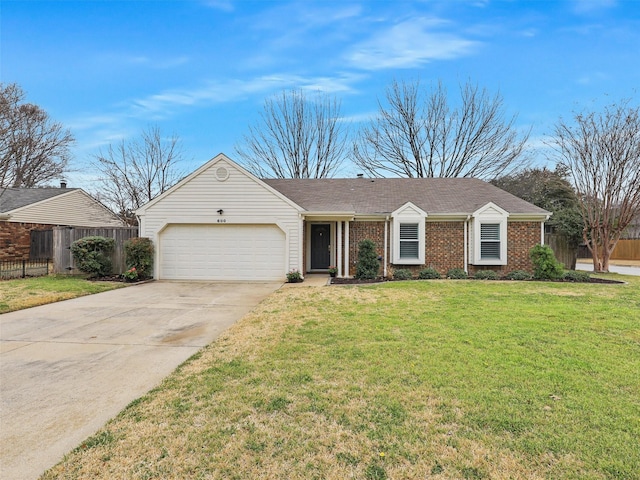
left=70, top=236, right=115, bottom=277
left=355, top=239, right=380, bottom=279
left=530, top=244, right=564, bottom=280
left=124, top=237, right=154, bottom=279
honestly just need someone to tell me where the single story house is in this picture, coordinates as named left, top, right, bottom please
left=136, top=154, right=550, bottom=281
left=0, top=184, right=124, bottom=260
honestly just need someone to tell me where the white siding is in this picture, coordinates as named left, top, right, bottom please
left=7, top=190, right=123, bottom=227
left=139, top=158, right=302, bottom=278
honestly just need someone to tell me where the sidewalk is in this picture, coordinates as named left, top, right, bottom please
left=576, top=258, right=640, bottom=276
left=282, top=274, right=330, bottom=288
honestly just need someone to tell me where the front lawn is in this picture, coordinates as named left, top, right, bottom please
left=43, top=276, right=639, bottom=479
left=0, top=275, right=125, bottom=313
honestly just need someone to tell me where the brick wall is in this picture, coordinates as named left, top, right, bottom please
left=424, top=222, right=465, bottom=274
left=341, top=219, right=541, bottom=278
left=468, top=221, right=540, bottom=275
left=0, top=221, right=52, bottom=260
left=347, top=221, right=387, bottom=277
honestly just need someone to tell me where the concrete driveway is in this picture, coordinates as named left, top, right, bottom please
left=0, top=280, right=281, bottom=480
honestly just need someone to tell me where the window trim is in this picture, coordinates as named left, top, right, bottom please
left=471, top=203, right=509, bottom=266
left=392, top=202, right=427, bottom=265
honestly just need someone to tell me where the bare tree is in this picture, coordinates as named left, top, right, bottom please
left=549, top=101, right=640, bottom=272
left=93, top=126, right=186, bottom=224
left=0, top=83, right=74, bottom=188
left=352, top=79, right=529, bottom=179
left=235, top=89, right=348, bottom=178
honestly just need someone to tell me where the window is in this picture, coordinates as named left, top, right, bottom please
left=392, top=202, right=427, bottom=265
left=480, top=223, right=501, bottom=259
left=471, top=202, right=509, bottom=266
left=399, top=223, right=420, bottom=259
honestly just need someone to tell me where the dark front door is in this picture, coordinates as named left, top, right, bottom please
left=310, top=224, right=331, bottom=270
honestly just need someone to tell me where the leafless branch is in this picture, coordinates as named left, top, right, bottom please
left=0, top=83, right=73, bottom=188
left=235, top=89, right=349, bottom=178
left=92, top=126, right=186, bottom=224
left=352, top=79, right=530, bottom=179
left=549, top=100, right=640, bottom=272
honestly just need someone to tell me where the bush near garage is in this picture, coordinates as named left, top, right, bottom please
left=70, top=236, right=115, bottom=277
left=124, top=237, right=154, bottom=279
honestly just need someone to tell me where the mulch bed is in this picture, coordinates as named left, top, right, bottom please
left=88, top=275, right=151, bottom=284
left=331, top=276, right=624, bottom=285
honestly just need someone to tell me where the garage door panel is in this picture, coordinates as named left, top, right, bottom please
left=160, top=224, right=285, bottom=281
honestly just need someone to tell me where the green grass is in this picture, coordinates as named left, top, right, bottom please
left=42, top=276, right=640, bottom=479
left=0, top=275, right=125, bottom=313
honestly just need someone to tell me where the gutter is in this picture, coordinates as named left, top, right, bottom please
left=384, top=216, right=389, bottom=278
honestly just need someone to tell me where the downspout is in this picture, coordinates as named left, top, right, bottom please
left=541, top=215, right=550, bottom=245
left=337, top=220, right=343, bottom=277
left=299, top=213, right=305, bottom=276
left=464, top=215, right=470, bottom=274
left=384, top=216, right=389, bottom=278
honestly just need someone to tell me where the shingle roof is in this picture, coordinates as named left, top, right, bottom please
left=263, top=178, right=549, bottom=216
left=0, top=187, right=76, bottom=213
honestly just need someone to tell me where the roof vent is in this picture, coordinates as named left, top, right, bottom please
left=60, top=180, right=67, bottom=189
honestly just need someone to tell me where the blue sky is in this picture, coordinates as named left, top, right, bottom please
left=2, top=0, right=639, bottom=188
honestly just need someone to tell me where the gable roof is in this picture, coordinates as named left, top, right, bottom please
left=0, top=187, right=78, bottom=213
left=136, top=153, right=304, bottom=214
left=262, top=177, right=550, bottom=217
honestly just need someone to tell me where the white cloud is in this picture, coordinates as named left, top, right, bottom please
left=576, top=72, right=609, bottom=85
left=127, top=73, right=363, bottom=116
left=346, top=17, right=478, bottom=70
left=98, top=53, right=190, bottom=70
left=571, top=0, right=617, bottom=14
left=64, top=72, right=365, bottom=160
left=201, top=0, right=234, bottom=12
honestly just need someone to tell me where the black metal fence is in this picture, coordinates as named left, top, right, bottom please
left=0, top=258, right=51, bottom=280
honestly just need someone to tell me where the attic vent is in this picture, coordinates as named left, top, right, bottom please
left=215, top=166, right=229, bottom=182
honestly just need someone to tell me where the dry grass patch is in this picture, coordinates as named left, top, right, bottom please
left=0, top=275, right=125, bottom=313
left=43, top=277, right=639, bottom=479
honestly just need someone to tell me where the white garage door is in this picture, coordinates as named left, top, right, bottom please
left=160, top=224, right=286, bottom=281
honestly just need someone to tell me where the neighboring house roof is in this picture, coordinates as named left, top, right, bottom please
left=0, top=187, right=80, bottom=213
left=0, top=187, right=124, bottom=227
left=263, top=178, right=550, bottom=217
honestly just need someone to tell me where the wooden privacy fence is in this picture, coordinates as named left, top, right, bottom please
left=30, top=229, right=53, bottom=259
left=52, top=226, right=138, bottom=274
left=545, top=233, right=577, bottom=270
left=611, top=239, right=640, bottom=260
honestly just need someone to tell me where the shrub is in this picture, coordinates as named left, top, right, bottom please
left=355, top=239, right=380, bottom=279
left=530, top=244, right=564, bottom=280
left=70, top=236, right=115, bottom=277
left=474, top=269, right=499, bottom=280
left=418, top=267, right=441, bottom=279
left=563, top=270, right=591, bottom=282
left=124, top=237, right=154, bottom=279
left=286, top=269, right=303, bottom=283
left=392, top=269, right=413, bottom=280
left=504, top=270, right=533, bottom=281
left=122, top=267, right=139, bottom=282
left=447, top=268, right=468, bottom=279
